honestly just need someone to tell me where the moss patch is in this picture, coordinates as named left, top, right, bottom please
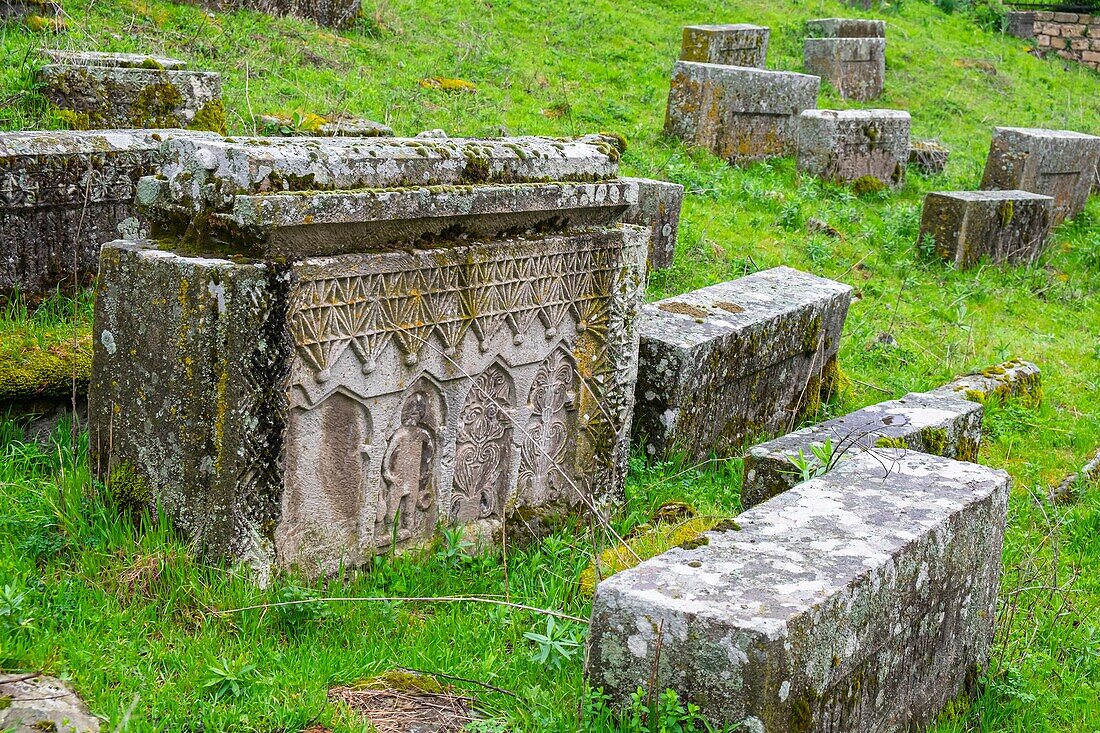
left=0, top=336, right=92, bottom=402
left=190, top=98, right=227, bottom=134
left=130, top=79, right=185, bottom=128
left=107, top=461, right=154, bottom=515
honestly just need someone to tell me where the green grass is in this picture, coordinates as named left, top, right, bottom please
left=1, top=0, right=1099, bottom=730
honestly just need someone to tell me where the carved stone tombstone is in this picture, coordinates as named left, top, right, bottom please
left=89, top=134, right=649, bottom=577
left=797, top=108, right=910, bottom=187
left=679, top=24, right=770, bottom=68
left=803, top=37, right=886, bottom=101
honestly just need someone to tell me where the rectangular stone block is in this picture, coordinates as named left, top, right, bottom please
left=980, top=126, right=1100, bottom=226
left=665, top=62, right=821, bottom=164
left=920, top=190, right=1054, bottom=268
left=803, top=37, right=886, bottom=101
left=586, top=449, right=1009, bottom=733
left=680, top=24, right=770, bottom=68
left=633, top=266, right=851, bottom=461
left=797, top=108, right=910, bottom=187
left=621, top=177, right=684, bottom=271
left=90, top=134, right=647, bottom=578
left=179, top=0, right=361, bottom=28
left=742, top=390, right=982, bottom=507
left=1005, top=10, right=1036, bottom=38
left=805, top=18, right=886, bottom=38
left=0, top=129, right=215, bottom=298
left=909, top=139, right=950, bottom=174
left=38, top=52, right=223, bottom=132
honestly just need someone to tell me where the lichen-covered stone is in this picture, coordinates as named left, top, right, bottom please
left=665, top=62, right=820, bottom=164
left=803, top=37, right=885, bottom=101
left=39, top=53, right=223, bottom=131
left=42, top=49, right=188, bottom=69
left=621, top=177, right=683, bottom=271
left=179, top=0, right=361, bottom=28
left=258, top=113, right=394, bottom=138
left=91, top=134, right=646, bottom=579
left=680, top=24, right=770, bottom=68
left=0, top=129, right=216, bottom=297
left=0, top=674, right=100, bottom=732
left=980, top=127, right=1100, bottom=226
left=919, top=190, right=1054, bottom=268
left=742, top=390, right=982, bottom=507
left=929, top=359, right=1042, bottom=407
left=633, top=266, right=851, bottom=462
left=586, top=449, right=1009, bottom=733
left=797, top=109, right=909, bottom=187
left=909, top=139, right=950, bottom=175
left=805, top=18, right=886, bottom=38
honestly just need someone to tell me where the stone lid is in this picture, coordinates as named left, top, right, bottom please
left=994, top=126, right=1100, bottom=140
left=804, top=17, right=886, bottom=38
left=927, top=189, right=1054, bottom=202
left=683, top=23, right=768, bottom=32
left=0, top=129, right=216, bottom=158
left=139, top=133, right=626, bottom=218
left=41, top=49, right=188, bottom=70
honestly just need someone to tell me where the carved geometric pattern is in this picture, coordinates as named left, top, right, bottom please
left=288, top=243, right=621, bottom=380
left=0, top=151, right=152, bottom=209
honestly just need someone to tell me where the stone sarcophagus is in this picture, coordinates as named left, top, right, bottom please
left=632, top=266, right=852, bottom=462
left=797, top=108, right=910, bottom=187
left=0, top=129, right=215, bottom=298
left=679, top=24, right=770, bottom=68
left=803, top=37, right=886, bottom=101
left=980, top=127, right=1100, bottom=226
left=89, top=134, right=649, bottom=577
left=665, top=62, right=820, bottom=164
left=38, top=50, right=224, bottom=132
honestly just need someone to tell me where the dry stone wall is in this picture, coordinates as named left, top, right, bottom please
left=1007, top=10, right=1100, bottom=70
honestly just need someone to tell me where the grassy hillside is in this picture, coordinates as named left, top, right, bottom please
left=1, top=0, right=1099, bottom=731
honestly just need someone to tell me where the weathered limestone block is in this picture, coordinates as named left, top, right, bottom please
left=0, top=129, right=215, bottom=298
left=805, top=18, right=885, bottom=38
left=741, top=390, right=982, bottom=507
left=665, top=62, right=820, bottom=163
left=909, top=139, right=950, bottom=174
left=586, top=449, right=1010, bottom=733
left=1006, top=11, right=1037, bottom=39
left=797, top=108, right=910, bottom=187
left=0, top=674, right=100, bottom=732
left=928, top=359, right=1042, bottom=406
left=258, top=113, right=394, bottom=137
left=919, top=190, right=1054, bottom=268
left=179, top=0, right=361, bottom=28
left=803, top=37, right=886, bottom=101
left=90, top=134, right=647, bottom=578
left=621, top=177, right=684, bottom=271
left=633, top=266, right=851, bottom=462
left=38, top=51, right=224, bottom=132
left=680, top=24, right=770, bottom=68
left=980, top=127, right=1100, bottom=226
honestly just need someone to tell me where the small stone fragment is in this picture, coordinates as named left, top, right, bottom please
left=928, top=359, right=1042, bottom=407
left=258, top=112, right=394, bottom=137
left=909, top=139, right=950, bottom=175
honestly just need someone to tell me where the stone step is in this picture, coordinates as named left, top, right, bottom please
left=586, top=449, right=1010, bottom=733
left=633, top=266, right=851, bottom=461
left=742, top=390, right=982, bottom=508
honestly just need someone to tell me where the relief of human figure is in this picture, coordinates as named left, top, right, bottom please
left=377, top=388, right=440, bottom=546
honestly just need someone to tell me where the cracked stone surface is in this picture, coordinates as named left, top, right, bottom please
left=621, top=177, right=683, bottom=271
left=742, top=390, right=983, bottom=508
left=920, top=190, right=1054, bottom=268
left=0, top=674, right=100, bottom=733
left=803, top=37, right=886, bottom=101
left=0, top=128, right=216, bottom=297
left=679, top=24, right=770, bottom=67
left=633, top=266, right=851, bottom=462
left=980, top=127, right=1100, bottom=226
left=586, top=449, right=1009, bottom=733
left=91, top=134, right=647, bottom=579
left=797, top=108, right=910, bottom=186
left=665, top=62, right=820, bottom=163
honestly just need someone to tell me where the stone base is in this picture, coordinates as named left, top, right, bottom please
left=742, top=390, right=982, bottom=507
left=980, top=126, right=1100, bottom=226
left=909, top=139, right=950, bottom=175
left=633, top=266, right=851, bottom=462
left=621, top=177, right=683, bottom=271
left=0, top=129, right=215, bottom=299
left=803, top=37, right=886, bottom=101
left=680, top=24, right=770, bottom=68
left=39, top=54, right=223, bottom=132
left=586, top=450, right=1009, bottom=733
left=797, top=108, right=910, bottom=187
left=920, top=190, right=1054, bottom=268
left=805, top=18, right=885, bottom=38
left=665, top=62, right=821, bottom=164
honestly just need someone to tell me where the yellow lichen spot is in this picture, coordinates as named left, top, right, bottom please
left=418, top=77, right=478, bottom=93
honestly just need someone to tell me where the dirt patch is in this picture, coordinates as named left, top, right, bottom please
left=658, top=301, right=709, bottom=318
left=714, top=301, right=744, bottom=314
left=330, top=674, right=478, bottom=733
